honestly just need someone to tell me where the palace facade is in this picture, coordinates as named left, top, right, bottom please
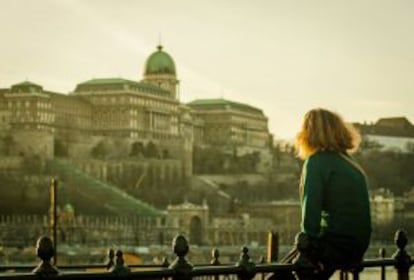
left=0, top=45, right=273, bottom=177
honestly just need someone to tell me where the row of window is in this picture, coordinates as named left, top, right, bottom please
left=91, top=96, right=177, bottom=112
left=13, top=124, right=55, bottom=132
left=7, top=100, right=52, bottom=109
left=11, top=111, right=55, bottom=123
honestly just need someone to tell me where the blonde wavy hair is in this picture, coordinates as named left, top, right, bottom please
left=295, top=108, right=361, bottom=159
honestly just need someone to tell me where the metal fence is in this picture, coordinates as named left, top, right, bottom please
left=0, top=230, right=412, bottom=280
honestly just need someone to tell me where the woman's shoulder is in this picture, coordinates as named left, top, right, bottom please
left=305, top=150, right=334, bottom=168
left=308, top=150, right=338, bottom=161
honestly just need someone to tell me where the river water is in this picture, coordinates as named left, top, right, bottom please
left=331, top=268, right=414, bottom=280
left=255, top=269, right=412, bottom=280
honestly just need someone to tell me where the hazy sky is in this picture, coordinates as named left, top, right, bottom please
left=1, top=0, right=413, bottom=139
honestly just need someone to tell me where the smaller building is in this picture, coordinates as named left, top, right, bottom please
left=235, top=200, right=301, bottom=244
left=187, top=98, right=271, bottom=149
left=355, top=117, right=414, bottom=152
left=166, top=201, right=209, bottom=245
left=187, top=98, right=274, bottom=173
left=165, top=201, right=273, bottom=246
left=208, top=213, right=272, bottom=246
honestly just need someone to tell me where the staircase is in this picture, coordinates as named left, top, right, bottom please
left=46, top=159, right=162, bottom=217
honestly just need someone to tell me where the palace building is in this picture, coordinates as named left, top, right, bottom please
left=0, top=45, right=273, bottom=177
left=187, top=98, right=271, bottom=148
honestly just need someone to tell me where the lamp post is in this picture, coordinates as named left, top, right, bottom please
left=50, top=178, right=58, bottom=265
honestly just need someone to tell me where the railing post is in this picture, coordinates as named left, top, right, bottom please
left=169, top=235, right=193, bottom=280
left=161, top=256, right=170, bottom=280
left=351, top=264, right=362, bottom=280
left=379, top=248, right=386, bottom=280
left=340, top=270, right=348, bottom=280
left=259, top=256, right=266, bottom=280
left=392, top=230, right=411, bottom=280
left=236, top=247, right=256, bottom=280
left=32, top=236, right=59, bottom=276
left=109, top=249, right=131, bottom=276
left=294, top=232, right=320, bottom=280
left=267, top=231, right=279, bottom=263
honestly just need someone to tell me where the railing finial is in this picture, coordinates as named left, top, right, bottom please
left=392, top=229, right=411, bottom=280
left=106, top=248, right=115, bottom=270
left=173, top=234, right=189, bottom=257
left=211, top=248, right=220, bottom=265
left=237, top=246, right=256, bottom=280
left=239, top=246, right=250, bottom=264
left=109, top=249, right=130, bottom=275
left=169, top=235, right=193, bottom=280
left=259, top=256, right=265, bottom=264
left=32, top=236, right=59, bottom=276
left=211, top=248, right=221, bottom=280
left=379, top=247, right=386, bottom=258
left=395, top=230, right=408, bottom=250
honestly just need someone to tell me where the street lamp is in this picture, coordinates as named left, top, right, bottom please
left=50, top=178, right=58, bottom=265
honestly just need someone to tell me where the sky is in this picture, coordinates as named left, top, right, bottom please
left=1, top=0, right=413, bottom=139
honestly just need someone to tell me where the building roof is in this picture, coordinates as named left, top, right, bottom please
left=75, top=77, right=170, bottom=95
left=144, top=45, right=176, bottom=76
left=355, top=116, right=414, bottom=138
left=187, top=98, right=264, bottom=115
left=10, top=80, right=44, bottom=93
left=78, top=78, right=133, bottom=85
left=12, top=81, right=43, bottom=87
left=375, top=117, right=413, bottom=128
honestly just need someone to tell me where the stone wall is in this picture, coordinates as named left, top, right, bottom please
left=61, top=135, right=192, bottom=181
left=76, top=158, right=183, bottom=188
left=11, top=129, right=54, bottom=158
left=0, top=157, right=22, bottom=171
left=0, top=214, right=163, bottom=248
left=199, top=174, right=267, bottom=186
left=0, top=214, right=271, bottom=249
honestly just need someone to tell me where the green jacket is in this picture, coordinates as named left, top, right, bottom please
left=300, top=151, right=372, bottom=252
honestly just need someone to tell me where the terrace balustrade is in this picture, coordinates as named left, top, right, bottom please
left=0, top=230, right=412, bottom=280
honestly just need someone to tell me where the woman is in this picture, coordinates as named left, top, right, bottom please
left=275, top=108, right=372, bottom=280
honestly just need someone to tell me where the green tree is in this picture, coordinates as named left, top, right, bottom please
left=91, top=140, right=110, bottom=158
left=54, top=139, right=68, bottom=157
left=356, top=149, right=410, bottom=195
left=273, top=143, right=282, bottom=168
left=2, top=134, right=15, bottom=156
left=144, top=141, right=159, bottom=158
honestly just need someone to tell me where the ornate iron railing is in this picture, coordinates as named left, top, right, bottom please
left=0, top=230, right=412, bottom=280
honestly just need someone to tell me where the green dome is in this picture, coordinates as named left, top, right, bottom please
left=63, top=203, right=74, bottom=213
left=144, top=45, right=176, bottom=75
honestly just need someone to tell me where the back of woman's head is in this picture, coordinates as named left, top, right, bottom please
left=295, top=108, right=361, bottom=159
